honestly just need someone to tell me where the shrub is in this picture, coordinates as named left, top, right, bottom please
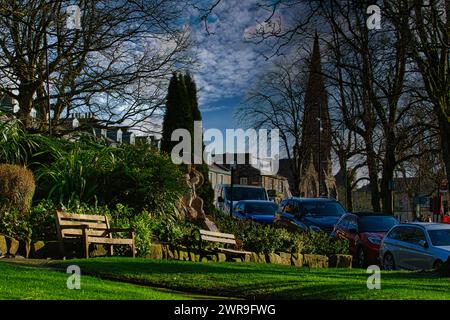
left=299, top=230, right=349, bottom=256
left=101, top=144, right=186, bottom=215
left=0, top=164, right=36, bottom=214
left=27, top=199, right=57, bottom=241
left=212, top=208, right=347, bottom=255
left=35, top=143, right=116, bottom=204
left=0, top=209, right=31, bottom=240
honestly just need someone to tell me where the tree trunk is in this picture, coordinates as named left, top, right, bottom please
left=365, top=139, right=382, bottom=212
left=438, top=108, right=450, bottom=187
left=381, top=140, right=396, bottom=214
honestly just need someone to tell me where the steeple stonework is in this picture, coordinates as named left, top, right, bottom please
left=299, top=34, right=337, bottom=199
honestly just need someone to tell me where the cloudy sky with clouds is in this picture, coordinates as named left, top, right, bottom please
left=185, top=0, right=279, bottom=135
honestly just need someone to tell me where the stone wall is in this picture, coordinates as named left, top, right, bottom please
left=146, top=243, right=353, bottom=269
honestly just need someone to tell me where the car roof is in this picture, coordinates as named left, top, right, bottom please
left=400, top=222, right=450, bottom=230
left=288, top=197, right=338, bottom=203
left=237, top=200, right=276, bottom=204
left=352, top=212, right=396, bottom=217
left=217, top=184, right=265, bottom=189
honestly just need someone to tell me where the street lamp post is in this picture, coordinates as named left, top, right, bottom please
left=230, top=161, right=236, bottom=216
left=44, top=33, right=52, bottom=136
left=317, top=116, right=323, bottom=197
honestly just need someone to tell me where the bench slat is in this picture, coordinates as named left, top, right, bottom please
left=88, top=237, right=133, bottom=245
left=59, top=220, right=109, bottom=230
left=199, top=230, right=235, bottom=239
left=57, top=212, right=107, bottom=222
left=200, top=235, right=237, bottom=245
left=62, top=229, right=108, bottom=237
left=217, top=248, right=252, bottom=255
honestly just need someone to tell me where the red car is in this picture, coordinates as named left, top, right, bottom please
left=331, top=212, right=399, bottom=267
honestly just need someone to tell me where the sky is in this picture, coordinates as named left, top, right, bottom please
left=185, top=0, right=277, bottom=138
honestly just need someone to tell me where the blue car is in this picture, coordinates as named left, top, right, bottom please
left=233, top=200, right=279, bottom=224
left=274, top=197, right=347, bottom=234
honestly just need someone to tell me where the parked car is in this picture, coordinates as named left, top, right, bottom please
left=379, top=222, right=450, bottom=270
left=233, top=200, right=279, bottom=224
left=214, top=184, right=269, bottom=213
left=274, top=197, right=347, bottom=234
left=331, top=212, right=399, bottom=267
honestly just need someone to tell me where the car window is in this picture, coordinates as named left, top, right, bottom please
left=283, top=201, right=294, bottom=214
left=348, top=216, right=358, bottom=231
left=337, top=216, right=350, bottom=230
left=298, top=201, right=346, bottom=217
left=244, top=202, right=278, bottom=215
left=387, top=226, right=404, bottom=240
left=358, top=216, right=398, bottom=232
left=402, top=227, right=426, bottom=245
left=428, top=229, right=450, bottom=246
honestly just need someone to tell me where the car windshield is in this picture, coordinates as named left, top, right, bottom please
left=359, top=216, right=399, bottom=232
left=300, top=202, right=346, bottom=217
left=428, top=229, right=450, bottom=247
left=245, top=203, right=278, bottom=215
left=225, top=187, right=267, bottom=201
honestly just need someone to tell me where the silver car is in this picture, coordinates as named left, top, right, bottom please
left=379, top=223, right=450, bottom=270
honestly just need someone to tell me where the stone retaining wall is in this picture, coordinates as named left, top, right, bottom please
left=146, top=243, right=353, bottom=269
left=16, top=239, right=353, bottom=269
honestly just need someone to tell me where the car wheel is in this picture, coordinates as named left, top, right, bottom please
left=383, top=252, right=396, bottom=271
left=356, top=247, right=367, bottom=268
left=433, top=259, right=444, bottom=270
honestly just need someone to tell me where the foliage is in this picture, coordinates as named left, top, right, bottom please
left=212, top=208, right=302, bottom=253
left=0, top=117, right=39, bottom=165
left=101, top=143, right=186, bottom=215
left=299, top=230, right=349, bottom=256
left=0, top=164, right=36, bottom=214
left=27, top=200, right=58, bottom=241
left=160, top=73, right=194, bottom=154
left=212, top=208, right=347, bottom=255
left=148, top=215, right=196, bottom=246
left=0, top=209, right=31, bottom=240
left=196, top=163, right=215, bottom=214
left=35, top=141, right=116, bottom=204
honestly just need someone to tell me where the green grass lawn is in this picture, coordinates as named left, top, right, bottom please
left=0, top=260, right=194, bottom=300
left=48, top=257, right=450, bottom=300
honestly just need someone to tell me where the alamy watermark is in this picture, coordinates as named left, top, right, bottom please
left=170, top=121, right=281, bottom=175
left=66, top=265, right=81, bottom=290
left=366, top=5, right=382, bottom=30
left=366, top=265, right=381, bottom=290
left=66, top=5, right=82, bottom=30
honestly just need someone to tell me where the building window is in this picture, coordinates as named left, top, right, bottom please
left=240, top=177, right=248, bottom=185
left=209, top=172, right=213, bottom=182
left=219, top=174, right=224, bottom=184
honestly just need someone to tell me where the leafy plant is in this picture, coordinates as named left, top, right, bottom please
left=0, top=117, right=39, bottom=165
left=0, top=209, right=31, bottom=240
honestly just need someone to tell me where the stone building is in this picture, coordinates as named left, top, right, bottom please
left=299, top=34, right=337, bottom=199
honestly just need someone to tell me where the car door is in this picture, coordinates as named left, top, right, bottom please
left=346, top=216, right=360, bottom=256
left=402, top=227, right=435, bottom=270
left=383, top=226, right=408, bottom=269
left=334, top=216, right=350, bottom=240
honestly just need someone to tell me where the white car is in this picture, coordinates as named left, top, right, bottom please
left=379, top=223, right=450, bottom=270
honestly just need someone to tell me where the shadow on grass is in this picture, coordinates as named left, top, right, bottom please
left=48, top=258, right=449, bottom=300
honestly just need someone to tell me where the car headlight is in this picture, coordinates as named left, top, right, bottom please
left=367, top=236, right=382, bottom=245
left=309, top=225, right=322, bottom=232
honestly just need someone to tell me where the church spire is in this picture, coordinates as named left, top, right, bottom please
left=299, top=33, right=337, bottom=199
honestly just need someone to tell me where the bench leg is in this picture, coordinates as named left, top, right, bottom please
left=82, top=239, right=89, bottom=259
left=108, top=245, right=114, bottom=256
left=82, top=230, right=89, bottom=259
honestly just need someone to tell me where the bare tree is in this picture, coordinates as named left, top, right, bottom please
left=0, top=0, right=192, bottom=133
left=236, top=58, right=306, bottom=195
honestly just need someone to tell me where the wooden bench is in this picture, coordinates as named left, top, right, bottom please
left=55, top=211, right=135, bottom=258
left=196, top=229, right=252, bottom=257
